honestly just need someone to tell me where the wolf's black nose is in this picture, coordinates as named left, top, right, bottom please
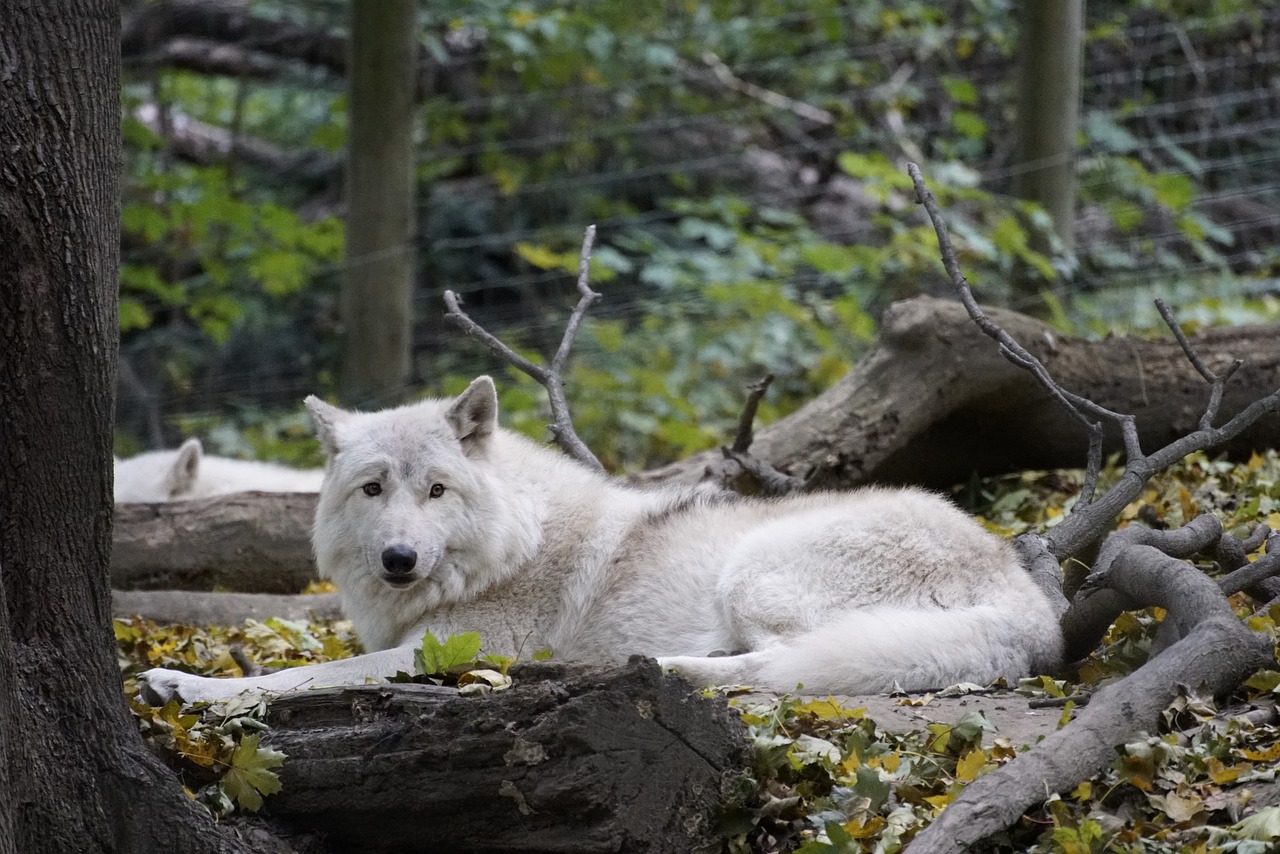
left=381, top=545, right=418, bottom=575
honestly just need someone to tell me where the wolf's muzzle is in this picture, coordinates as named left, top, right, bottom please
left=381, top=544, right=418, bottom=577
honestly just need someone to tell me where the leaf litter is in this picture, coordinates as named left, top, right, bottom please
left=117, top=451, right=1280, bottom=845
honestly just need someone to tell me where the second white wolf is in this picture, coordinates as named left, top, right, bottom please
left=114, top=437, right=324, bottom=503
left=140, top=376, right=1062, bottom=703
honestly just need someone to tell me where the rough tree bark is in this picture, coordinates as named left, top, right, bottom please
left=259, top=659, right=748, bottom=854
left=0, top=4, right=257, bottom=851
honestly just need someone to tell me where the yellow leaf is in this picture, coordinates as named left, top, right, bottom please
left=842, top=816, right=886, bottom=839
left=793, top=698, right=866, bottom=720
left=924, top=792, right=956, bottom=812
left=955, top=749, right=991, bottom=783
left=1207, top=756, right=1245, bottom=784
left=1071, top=780, right=1092, bottom=801
left=1242, top=743, right=1280, bottom=762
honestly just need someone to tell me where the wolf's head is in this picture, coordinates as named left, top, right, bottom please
left=305, top=377, right=537, bottom=633
left=113, top=438, right=204, bottom=502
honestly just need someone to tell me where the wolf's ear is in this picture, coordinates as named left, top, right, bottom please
left=305, top=396, right=348, bottom=456
left=446, top=376, right=498, bottom=456
left=166, top=437, right=202, bottom=497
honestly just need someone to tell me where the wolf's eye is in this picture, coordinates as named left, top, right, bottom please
left=361, top=482, right=382, bottom=497
left=429, top=483, right=445, bottom=498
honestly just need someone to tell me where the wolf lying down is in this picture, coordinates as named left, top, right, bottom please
left=139, top=376, right=1063, bottom=704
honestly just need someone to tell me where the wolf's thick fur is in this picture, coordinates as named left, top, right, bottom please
left=114, top=437, right=324, bottom=503
left=139, top=377, right=1062, bottom=704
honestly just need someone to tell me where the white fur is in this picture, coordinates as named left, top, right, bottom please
left=114, top=437, right=324, bottom=503
left=139, top=376, right=1063, bottom=703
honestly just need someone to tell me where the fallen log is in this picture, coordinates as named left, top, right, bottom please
left=639, top=296, right=1280, bottom=490
left=112, top=491, right=318, bottom=592
left=111, top=590, right=341, bottom=625
left=260, top=657, right=749, bottom=854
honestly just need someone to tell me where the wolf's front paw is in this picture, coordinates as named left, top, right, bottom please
left=137, top=668, right=221, bottom=706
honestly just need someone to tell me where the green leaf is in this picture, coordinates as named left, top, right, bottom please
left=941, top=76, right=977, bottom=105
left=950, top=110, right=988, bottom=140
left=415, top=631, right=483, bottom=676
left=221, top=733, right=285, bottom=812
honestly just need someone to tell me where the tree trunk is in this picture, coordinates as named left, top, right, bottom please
left=1013, top=1, right=1083, bottom=251
left=261, top=659, right=749, bottom=854
left=0, top=4, right=253, bottom=851
left=339, top=0, right=417, bottom=406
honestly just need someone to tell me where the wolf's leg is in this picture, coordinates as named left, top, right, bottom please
left=137, top=645, right=418, bottom=705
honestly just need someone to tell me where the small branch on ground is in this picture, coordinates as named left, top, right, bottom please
left=444, top=226, right=605, bottom=473
left=705, top=374, right=809, bottom=496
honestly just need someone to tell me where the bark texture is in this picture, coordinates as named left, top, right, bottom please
left=113, top=491, right=318, bottom=592
left=0, top=4, right=252, bottom=851
left=640, top=297, right=1280, bottom=491
left=262, top=658, right=749, bottom=854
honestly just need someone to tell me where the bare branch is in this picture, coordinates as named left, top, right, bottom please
left=442, top=291, right=549, bottom=382
left=681, top=52, right=836, bottom=126
left=906, top=162, right=1118, bottom=502
left=1155, top=297, right=1244, bottom=429
left=719, top=447, right=807, bottom=497
left=551, top=225, right=600, bottom=375
left=907, top=163, right=1280, bottom=563
left=443, top=227, right=605, bottom=474
left=731, top=374, right=774, bottom=454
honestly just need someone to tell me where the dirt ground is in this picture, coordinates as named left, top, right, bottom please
left=731, top=688, right=1063, bottom=748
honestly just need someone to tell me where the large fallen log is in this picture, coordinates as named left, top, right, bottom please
left=639, top=296, right=1280, bottom=490
left=111, top=590, right=341, bottom=625
left=259, top=657, right=749, bottom=854
left=112, top=491, right=318, bottom=592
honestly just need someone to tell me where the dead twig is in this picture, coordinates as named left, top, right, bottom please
left=444, top=225, right=604, bottom=473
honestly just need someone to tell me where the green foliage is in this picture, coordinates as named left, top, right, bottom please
left=415, top=630, right=483, bottom=676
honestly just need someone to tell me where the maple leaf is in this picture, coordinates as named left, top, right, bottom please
left=220, top=733, right=285, bottom=812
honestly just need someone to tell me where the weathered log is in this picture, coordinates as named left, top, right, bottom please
left=112, top=491, right=318, bottom=592
left=112, top=590, right=341, bottom=625
left=261, top=657, right=749, bottom=854
left=640, top=296, right=1280, bottom=490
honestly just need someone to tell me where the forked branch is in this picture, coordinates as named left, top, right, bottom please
left=903, top=164, right=1280, bottom=853
left=444, top=225, right=605, bottom=473
left=906, top=163, right=1280, bottom=562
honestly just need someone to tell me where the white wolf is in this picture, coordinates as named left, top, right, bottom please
left=114, top=437, right=324, bottom=503
left=139, top=376, right=1062, bottom=704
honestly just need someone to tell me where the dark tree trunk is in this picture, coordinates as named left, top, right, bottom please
left=0, top=3, right=254, bottom=851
